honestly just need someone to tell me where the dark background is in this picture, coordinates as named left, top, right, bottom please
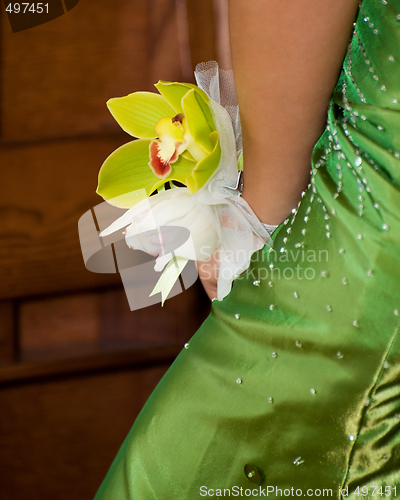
left=0, top=1, right=230, bottom=498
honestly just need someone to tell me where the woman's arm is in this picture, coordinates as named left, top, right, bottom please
left=229, top=0, right=359, bottom=225
left=197, top=0, right=359, bottom=300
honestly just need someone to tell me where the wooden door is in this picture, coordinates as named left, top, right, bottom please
left=0, top=1, right=223, bottom=497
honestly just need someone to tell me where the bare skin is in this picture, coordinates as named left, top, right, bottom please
left=198, top=0, right=360, bottom=300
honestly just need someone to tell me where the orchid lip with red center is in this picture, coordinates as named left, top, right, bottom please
left=148, top=115, right=187, bottom=179
left=148, top=141, right=174, bottom=179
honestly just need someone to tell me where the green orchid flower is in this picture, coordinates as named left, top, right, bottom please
left=97, top=81, right=221, bottom=208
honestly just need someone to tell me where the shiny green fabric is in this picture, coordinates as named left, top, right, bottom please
left=95, top=2, right=400, bottom=498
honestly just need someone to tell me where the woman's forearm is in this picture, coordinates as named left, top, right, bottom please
left=229, top=0, right=359, bottom=225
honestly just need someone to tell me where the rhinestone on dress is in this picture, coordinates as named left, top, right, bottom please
left=253, top=280, right=261, bottom=287
left=295, top=341, right=302, bottom=348
left=271, top=352, right=277, bottom=358
left=310, top=388, right=317, bottom=395
left=268, top=397, right=274, bottom=404
left=236, top=378, right=242, bottom=384
left=349, top=435, right=354, bottom=441
left=235, top=314, right=241, bottom=320
left=184, top=343, right=189, bottom=349
left=293, top=457, right=304, bottom=466
left=355, top=157, right=362, bottom=166
left=336, top=351, right=344, bottom=359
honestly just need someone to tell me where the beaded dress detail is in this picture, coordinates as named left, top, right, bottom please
left=95, top=2, right=400, bottom=498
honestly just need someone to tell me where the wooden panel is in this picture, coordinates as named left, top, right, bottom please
left=98, top=280, right=210, bottom=346
left=20, top=293, right=100, bottom=351
left=0, top=137, right=127, bottom=299
left=1, top=0, right=149, bottom=143
left=0, top=344, right=181, bottom=384
left=0, top=365, right=170, bottom=500
left=19, top=281, right=210, bottom=355
left=0, top=301, right=17, bottom=363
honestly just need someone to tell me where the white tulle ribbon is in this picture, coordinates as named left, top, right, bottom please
left=100, top=62, right=272, bottom=303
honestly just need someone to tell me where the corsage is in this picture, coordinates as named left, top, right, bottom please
left=97, top=61, right=273, bottom=303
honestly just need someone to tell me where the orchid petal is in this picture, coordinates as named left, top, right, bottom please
left=97, top=139, right=198, bottom=207
left=181, top=89, right=214, bottom=155
left=107, top=92, right=175, bottom=139
left=119, top=188, right=219, bottom=261
left=150, top=256, right=188, bottom=306
left=192, top=130, right=221, bottom=191
left=97, top=139, right=163, bottom=208
left=181, top=150, right=196, bottom=162
left=166, top=155, right=197, bottom=189
left=99, top=202, right=148, bottom=237
left=155, top=81, right=214, bottom=128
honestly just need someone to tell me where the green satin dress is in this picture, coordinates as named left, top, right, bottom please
left=95, top=2, right=400, bottom=498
